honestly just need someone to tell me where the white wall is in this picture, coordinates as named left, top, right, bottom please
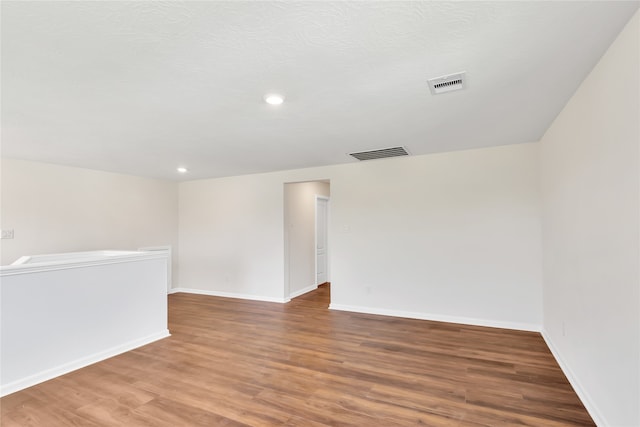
left=540, top=11, right=639, bottom=427
left=328, top=144, right=542, bottom=330
left=284, top=181, right=330, bottom=298
left=178, top=143, right=542, bottom=328
left=178, top=173, right=286, bottom=301
left=0, top=158, right=179, bottom=284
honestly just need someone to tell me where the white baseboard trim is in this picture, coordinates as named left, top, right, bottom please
left=328, top=303, right=541, bottom=332
left=0, top=330, right=170, bottom=397
left=541, top=330, right=605, bottom=427
left=289, top=284, right=318, bottom=299
left=170, top=287, right=289, bottom=303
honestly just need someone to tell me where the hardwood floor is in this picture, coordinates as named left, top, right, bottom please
left=1, top=284, right=594, bottom=426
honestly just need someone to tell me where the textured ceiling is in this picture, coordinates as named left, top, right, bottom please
left=2, top=1, right=638, bottom=181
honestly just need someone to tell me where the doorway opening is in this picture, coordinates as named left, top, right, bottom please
left=283, top=180, right=330, bottom=301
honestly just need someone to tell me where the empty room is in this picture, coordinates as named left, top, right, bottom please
left=1, top=1, right=639, bottom=426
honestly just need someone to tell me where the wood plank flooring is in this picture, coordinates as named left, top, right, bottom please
left=1, top=284, right=594, bottom=426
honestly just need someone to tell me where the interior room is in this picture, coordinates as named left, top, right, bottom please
left=1, top=2, right=639, bottom=426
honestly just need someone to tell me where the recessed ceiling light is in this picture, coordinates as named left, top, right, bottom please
left=177, top=167, right=188, bottom=173
left=264, top=94, right=284, bottom=105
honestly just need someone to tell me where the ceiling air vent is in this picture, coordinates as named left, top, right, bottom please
left=349, top=146, right=409, bottom=161
left=427, top=71, right=466, bottom=95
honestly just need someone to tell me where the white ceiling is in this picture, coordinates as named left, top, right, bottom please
left=2, top=1, right=638, bottom=181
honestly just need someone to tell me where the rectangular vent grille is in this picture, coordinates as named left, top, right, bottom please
left=349, top=146, right=409, bottom=161
left=427, top=72, right=466, bottom=95
left=434, top=79, right=462, bottom=90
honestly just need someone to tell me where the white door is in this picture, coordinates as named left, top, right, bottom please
left=315, top=196, right=329, bottom=285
